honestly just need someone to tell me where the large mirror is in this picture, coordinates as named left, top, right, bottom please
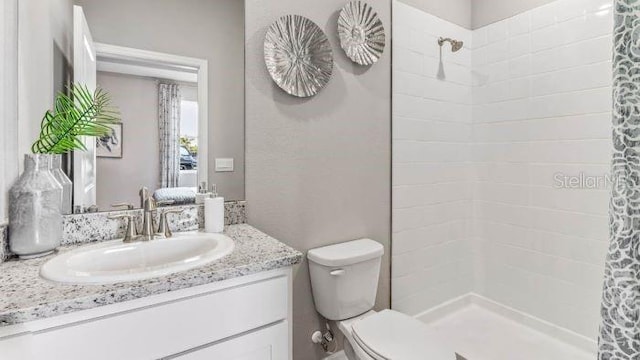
left=56, top=0, right=245, bottom=213
left=87, top=43, right=208, bottom=212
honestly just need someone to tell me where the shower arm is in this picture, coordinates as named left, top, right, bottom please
left=437, top=37, right=454, bottom=46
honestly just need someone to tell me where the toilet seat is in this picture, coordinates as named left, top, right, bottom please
left=350, top=310, right=455, bottom=360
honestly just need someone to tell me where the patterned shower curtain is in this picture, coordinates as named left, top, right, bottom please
left=158, top=83, right=181, bottom=188
left=599, top=1, right=640, bottom=359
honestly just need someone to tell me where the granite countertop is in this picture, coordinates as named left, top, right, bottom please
left=0, top=224, right=302, bottom=326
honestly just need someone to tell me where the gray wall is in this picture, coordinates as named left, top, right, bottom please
left=18, top=0, right=73, bottom=168
left=399, top=0, right=472, bottom=29
left=95, top=72, right=159, bottom=210
left=245, top=1, right=391, bottom=359
left=76, top=0, right=245, bottom=200
left=472, top=0, right=557, bottom=28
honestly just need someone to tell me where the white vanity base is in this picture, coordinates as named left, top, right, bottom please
left=0, top=267, right=293, bottom=360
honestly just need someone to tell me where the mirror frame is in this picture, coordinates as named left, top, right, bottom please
left=93, top=43, right=210, bottom=199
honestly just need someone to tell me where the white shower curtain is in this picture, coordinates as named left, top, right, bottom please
left=158, top=83, right=181, bottom=188
left=599, top=1, right=640, bottom=359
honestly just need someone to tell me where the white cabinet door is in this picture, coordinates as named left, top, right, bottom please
left=169, top=321, right=288, bottom=360
left=0, top=333, right=35, bottom=360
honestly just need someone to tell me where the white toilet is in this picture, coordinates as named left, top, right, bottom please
left=308, top=239, right=456, bottom=360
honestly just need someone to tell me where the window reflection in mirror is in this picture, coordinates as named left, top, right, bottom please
left=179, top=91, right=198, bottom=186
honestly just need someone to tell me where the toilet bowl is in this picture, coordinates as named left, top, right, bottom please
left=337, top=311, right=379, bottom=360
left=337, top=310, right=455, bottom=360
left=308, top=240, right=455, bottom=360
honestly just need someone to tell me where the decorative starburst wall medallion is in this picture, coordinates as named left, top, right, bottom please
left=264, top=15, right=334, bottom=97
left=337, top=1, right=386, bottom=66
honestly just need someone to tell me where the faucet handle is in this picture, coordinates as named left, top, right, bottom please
left=157, top=208, right=186, bottom=238
left=111, top=202, right=135, bottom=210
left=108, top=214, right=139, bottom=243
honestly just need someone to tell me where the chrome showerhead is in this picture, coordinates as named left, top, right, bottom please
left=451, top=40, right=464, bottom=52
left=438, top=37, right=464, bottom=52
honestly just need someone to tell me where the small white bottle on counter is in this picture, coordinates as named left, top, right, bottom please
left=195, top=181, right=212, bottom=204
left=204, top=184, right=224, bottom=233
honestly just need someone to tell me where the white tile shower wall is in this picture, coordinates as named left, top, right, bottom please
left=471, top=0, right=612, bottom=340
left=392, top=0, right=612, bottom=341
left=392, top=1, right=475, bottom=315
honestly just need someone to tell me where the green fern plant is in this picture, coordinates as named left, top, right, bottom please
left=31, top=84, right=120, bottom=154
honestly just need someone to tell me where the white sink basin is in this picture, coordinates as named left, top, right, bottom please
left=40, top=232, right=235, bottom=284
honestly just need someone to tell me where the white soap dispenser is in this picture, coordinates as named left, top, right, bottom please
left=204, top=184, right=224, bottom=233
left=195, top=181, right=211, bottom=204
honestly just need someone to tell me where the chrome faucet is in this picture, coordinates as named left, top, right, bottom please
left=139, top=187, right=174, bottom=241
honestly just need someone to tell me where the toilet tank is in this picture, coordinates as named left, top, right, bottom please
left=307, top=239, right=384, bottom=321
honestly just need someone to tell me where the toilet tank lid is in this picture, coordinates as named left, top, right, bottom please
left=307, top=239, right=384, bottom=267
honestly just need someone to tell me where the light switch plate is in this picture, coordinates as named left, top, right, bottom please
left=215, top=158, right=234, bottom=172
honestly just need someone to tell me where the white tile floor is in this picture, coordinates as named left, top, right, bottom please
left=421, top=304, right=596, bottom=360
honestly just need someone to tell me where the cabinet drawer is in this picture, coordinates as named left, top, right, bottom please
left=167, top=321, right=288, bottom=360
left=29, top=275, right=288, bottom=360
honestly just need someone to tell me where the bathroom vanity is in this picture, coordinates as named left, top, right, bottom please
left=0, top=1, right=298, bottom=358
left=0, top=225, right=301, bottom=360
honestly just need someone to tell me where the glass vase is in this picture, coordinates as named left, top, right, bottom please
left=50, top=155, right=73, bottom=215
left=9, top=154, right=63, bottom=258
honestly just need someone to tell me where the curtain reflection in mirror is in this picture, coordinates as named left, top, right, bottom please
left=158, top=83, right=181, bottom=188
